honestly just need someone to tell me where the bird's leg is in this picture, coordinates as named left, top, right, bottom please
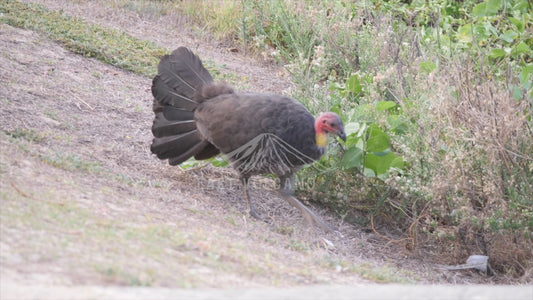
left=279, top=176, right=336, bottom=233
left=241, top=177, right=263, bottom=220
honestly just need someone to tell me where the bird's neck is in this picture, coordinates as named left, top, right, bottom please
left=315, top=122, right=327, bottom=147
left=316, top=132, right=327, bottom=147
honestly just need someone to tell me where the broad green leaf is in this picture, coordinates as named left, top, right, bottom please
left=365, top=152, right=397, bottom=175
left=486, top=0, right=502, bottom=15
left=347, top=74, right=363, bottom=94
left=511, top=41, right=530, bottom=58
left=357, top=123, right=367, bottom=138
left=489, top=48, right=506, bottom=59
left=342, top=146, right=364, bottom=169
left=509, top=17, right=525, bottom=32
left=387, top=115, right=408, bottom=134
left=329, top=82, right=344, bottom=92
left=344, top=122, right=361, bottom=136
left=363, top=167, right=375, bottom=178
left=364, top=153, right=380, bottom=174
left=512, top=0, right=529, bottom=12
left=472, top=3, right=487, bottom=17
left=501, top=30, right=518, bottom=43
left=519, top=65, right=533, bottom=86
left=367, top=133, right=390, bottom=153
left=472, top=0, right=501, bottom=17
left=373, top=149, right=392, bottom=157
left=473, top=23, right=490, bottom=41
left=484, top=23, right=498, bottom=37
left=344, top=122, right=362, bottom=147
left=211, top=158, right=229, bottom=167
left=355, top=138, right=364, bottom=149
left=376, top=101, right=396, bottom=111
left=512, top=85, right=522, bottom=100
left=391, top=156, right=404, bottom=169
left=367, top=124, right=384, bottom=136
left=457, top=24, right=473, bottom=43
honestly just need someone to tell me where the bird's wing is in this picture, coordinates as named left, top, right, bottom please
left=225, top=133, right=319, bottom=175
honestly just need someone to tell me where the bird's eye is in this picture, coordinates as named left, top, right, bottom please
left=322, top=120, right=327, bottom=124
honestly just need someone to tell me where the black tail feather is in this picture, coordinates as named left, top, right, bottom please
left=152, top=113, right=196, bottom=138
left=163, top=106, right=195, bottom=121
left=169, top=140, right=210, bottom=166
left=157, top=47, right=213, bottom=100
left=152, top=76, right=198, bottom=111
left=151, top=47, right=224, bottom=165
left=194, top=143, right=220, bottom=160
left=151, top=130, right=202, bottom=159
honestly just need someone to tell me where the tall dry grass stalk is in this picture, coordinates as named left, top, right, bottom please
left=424, top=57, right=533, bottom=277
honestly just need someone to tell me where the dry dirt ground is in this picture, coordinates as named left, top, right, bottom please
left=1, top=1, right=530, bottom=299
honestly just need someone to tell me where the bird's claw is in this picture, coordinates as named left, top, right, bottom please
left=249, top=209, right=271, bottom=224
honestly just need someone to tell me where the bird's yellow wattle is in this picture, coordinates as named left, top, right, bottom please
left=316, top=132, right=328, bottom=147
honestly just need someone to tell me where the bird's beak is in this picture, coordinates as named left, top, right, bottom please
left=337, top=127, right=347, bottom=142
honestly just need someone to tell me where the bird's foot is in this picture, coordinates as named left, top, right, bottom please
left=249, top=208, right=271, bottom=224
left=249, top=208, right=262, bottom=220
left=281, top=194, right=342, bottom=236
left=313, top=220, right=343, bottom=238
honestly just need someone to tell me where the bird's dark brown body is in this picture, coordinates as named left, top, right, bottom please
left=151, top=47, right=345, bottom=232
left=195, top=93, right=325, bottom=177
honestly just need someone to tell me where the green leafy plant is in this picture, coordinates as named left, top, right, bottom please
left=342, top=109, right=405, bottom=178
left=176, top=0, right=533, bottom=277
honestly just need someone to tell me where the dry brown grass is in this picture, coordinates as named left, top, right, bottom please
left=414, top=56, right=533, bottom=279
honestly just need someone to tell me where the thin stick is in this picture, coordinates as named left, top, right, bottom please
left=74, top=95, right=94, bottom=110
left=10, top=182, right=33, bottom=199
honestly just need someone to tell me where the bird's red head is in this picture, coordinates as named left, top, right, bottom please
left=315, top=112, right=346, bottom=147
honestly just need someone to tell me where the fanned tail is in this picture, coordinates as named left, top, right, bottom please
left=150, top=47, right=231, bottom=165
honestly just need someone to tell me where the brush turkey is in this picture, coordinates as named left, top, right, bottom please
left=150, top=47, right=346, bottom=232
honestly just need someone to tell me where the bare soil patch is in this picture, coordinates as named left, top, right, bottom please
left=1, top=0, right=500, bottom=294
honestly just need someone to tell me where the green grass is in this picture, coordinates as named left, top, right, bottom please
left=40, top=152, right=106, bottom=174
left=0, top=0, right=245, bottom=85
left=0, top=0, right=165, bottom=77
left=4, top=128, right=46, bottom=143
left=110, top=0, right=171, bottom=19
left=3, top=130, right=152, bottom=189
left=355, top=263, right=416, bottom=284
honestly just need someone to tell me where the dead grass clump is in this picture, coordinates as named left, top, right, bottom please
left=174, top=0, right=244, bottom=42
left=426, top=57, right=533, bottom=279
